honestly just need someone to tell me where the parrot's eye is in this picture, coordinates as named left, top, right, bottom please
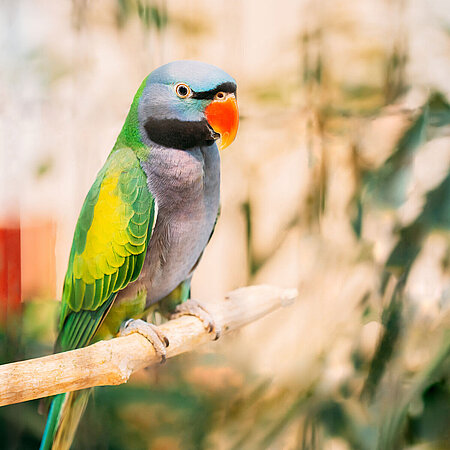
left=215, top=92, right=226, bottom=100
left=175, top=83, right=191, bottom=99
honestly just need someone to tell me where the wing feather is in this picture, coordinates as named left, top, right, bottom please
left=58, top=148, right=156, bottom=351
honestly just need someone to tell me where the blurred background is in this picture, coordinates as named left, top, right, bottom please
left=0, top=0, right=449, bottom=448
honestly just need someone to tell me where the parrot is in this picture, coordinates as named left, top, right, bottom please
left=40, top=60, right=239, bottom=450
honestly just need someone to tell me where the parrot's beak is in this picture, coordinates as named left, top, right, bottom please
left=205, top=95, right=239, bottom=150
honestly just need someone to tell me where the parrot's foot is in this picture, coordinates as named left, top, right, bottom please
left=119, top=319, right=169, bottom=363
left=170, top=299, right=221, bottom=340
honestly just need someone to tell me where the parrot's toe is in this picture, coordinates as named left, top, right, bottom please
left=119, top=319, right=169, bottom=363
left=170, top=299, right=221, bottom=340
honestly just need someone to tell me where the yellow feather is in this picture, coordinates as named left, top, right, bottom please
left=77, top=170, right=126, bottom=279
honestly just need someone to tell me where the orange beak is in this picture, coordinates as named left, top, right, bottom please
left=204, top=95, right=239, bottom=150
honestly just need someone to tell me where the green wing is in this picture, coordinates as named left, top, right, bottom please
left=58, top=147, right=156, bottom=351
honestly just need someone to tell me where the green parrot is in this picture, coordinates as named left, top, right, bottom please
left=40, top=60, right=239, bottom=450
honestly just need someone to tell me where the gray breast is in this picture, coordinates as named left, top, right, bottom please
left=132, top=143, right=220, bottom=306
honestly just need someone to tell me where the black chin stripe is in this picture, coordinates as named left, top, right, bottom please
left=192, top=82, right=236, bottom=100
left=143, top=118, right=219, bottom=150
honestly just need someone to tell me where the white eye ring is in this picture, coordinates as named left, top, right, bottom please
left=214, top=91, right=226, bottom=100
left=175, top=83, right=191, bottom=99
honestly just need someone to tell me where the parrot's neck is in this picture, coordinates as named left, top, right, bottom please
left=142, top=117, right=219, bottom=150
left=113, top=76, right=151, bottom=161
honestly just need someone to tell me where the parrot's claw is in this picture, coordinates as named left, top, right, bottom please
left=170, top=299, right=221, bottom=340
left=119, top=319, right=169, bottom=363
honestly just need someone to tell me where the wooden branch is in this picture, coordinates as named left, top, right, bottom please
left=0, top=285, right=297, bottom=407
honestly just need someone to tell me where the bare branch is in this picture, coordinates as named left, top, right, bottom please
left=0, top=285, right=297, bottom=407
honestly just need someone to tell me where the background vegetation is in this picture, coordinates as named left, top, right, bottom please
left=0, top=0, right=449, bottom=449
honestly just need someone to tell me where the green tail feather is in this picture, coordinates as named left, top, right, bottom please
left=40, top=393, right=66, bottom=450
left=40, top=390, right=91, bottom=450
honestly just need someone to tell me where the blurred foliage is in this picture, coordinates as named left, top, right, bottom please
left=366, top=105, right=428, bottom=209
left=360, top=279, right=404, bottom=403
left=115, top=0, right=168, bottom=30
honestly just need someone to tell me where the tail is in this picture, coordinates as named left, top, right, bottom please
left=40, top=390, right=91, bottom=450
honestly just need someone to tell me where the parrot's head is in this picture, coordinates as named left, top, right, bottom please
left=138, top=60, right=238, bottom=151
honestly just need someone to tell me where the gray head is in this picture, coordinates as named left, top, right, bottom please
left=138, top=61, right=239, bottom=150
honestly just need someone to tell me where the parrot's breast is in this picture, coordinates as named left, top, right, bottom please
left=128, top=143, right=220, bottom=306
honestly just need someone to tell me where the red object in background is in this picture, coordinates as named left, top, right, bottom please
left=0, top=223, right=22, bottom=325
left=0, top=218, right=57, bottom=327
left=21, top=219, right=57, bottom=301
